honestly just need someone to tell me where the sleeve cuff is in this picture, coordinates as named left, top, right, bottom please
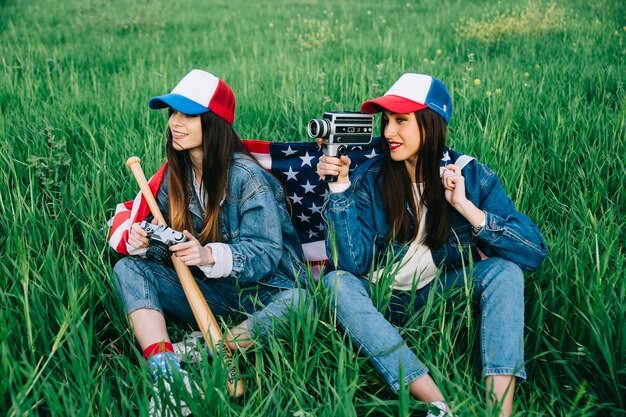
left=127, top=245, right=148, bottom=257
left=328, top=181, right=351, bottom=194
left=198, top=243, right=233, bottom=278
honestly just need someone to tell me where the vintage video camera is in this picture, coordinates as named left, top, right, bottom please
left=307, top=111, right=373, bottom=182
left=140, top=221, right=188, bottom=264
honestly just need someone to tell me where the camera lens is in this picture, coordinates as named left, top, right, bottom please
left=146, top=241, right=170, bottom=264
left=307, top=118, right=330, bottom=139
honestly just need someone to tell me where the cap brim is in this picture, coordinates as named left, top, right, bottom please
left=148, top=94, right=210, bottom=115
left=361, top=95, right=428, bottom=114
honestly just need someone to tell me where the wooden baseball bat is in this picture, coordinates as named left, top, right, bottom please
left=126, top=156, right=245, bottom=398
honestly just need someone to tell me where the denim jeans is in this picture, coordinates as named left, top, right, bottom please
left=113, top=256, right=305, bottom=340
left=323, top=257, right=525, bottom=392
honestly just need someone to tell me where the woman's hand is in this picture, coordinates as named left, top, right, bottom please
left=316, top=154, right=352, bottom=183
left=169, top=231, right=215, bottom=266
left=441, top=164, right=468, bottom=208
left=442, top=164, right=486, bottom=228
left=315, top=137, right=352, bottom=183
left=128, top=222, right=150, bottom=250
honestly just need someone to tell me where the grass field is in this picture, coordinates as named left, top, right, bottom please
left=1, top=0, right=625, bottom=416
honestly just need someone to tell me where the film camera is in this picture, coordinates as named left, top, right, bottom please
left=307, top=112, right=373, bottom=182
left=140, top=221, right=188, bottom=264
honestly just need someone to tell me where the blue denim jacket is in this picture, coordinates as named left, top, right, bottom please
left=155, top=153, right=307, bottom=289
left=322, top=148, right=547, bottom=275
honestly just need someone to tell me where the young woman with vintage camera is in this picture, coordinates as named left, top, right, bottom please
left=110, top=69, right=307, bottom=416
left=316, top=73, right=547, bottom=416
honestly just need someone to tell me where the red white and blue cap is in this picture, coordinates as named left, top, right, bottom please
left=148, top=69, right=236, bottom=125
left=361, top=73, right=452, bottom=124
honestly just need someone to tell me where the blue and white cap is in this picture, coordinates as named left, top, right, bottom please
left=361, top=73, right=452, bottom=124
left=148, top=69, right=236, bottom=125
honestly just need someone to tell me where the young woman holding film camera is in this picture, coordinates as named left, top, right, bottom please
left=316, top=73, right=547, bottom=416
left=109, top=69, right=306, bottom=416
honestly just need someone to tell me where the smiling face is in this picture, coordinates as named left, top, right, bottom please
left=382, top=110, right=423, bottom=178
left=168, top=110, right=203, bottom=153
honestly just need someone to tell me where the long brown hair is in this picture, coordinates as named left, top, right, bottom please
left=380, top=108, right=450, bottom=249
left=166, top=111, right=253, bottom=245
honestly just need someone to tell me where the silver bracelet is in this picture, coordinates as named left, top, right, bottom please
left=472, top=212, right=487, bottom=236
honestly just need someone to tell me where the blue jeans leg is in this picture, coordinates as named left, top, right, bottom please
left=114, top=256, right=244, bottom=321
left=421, top=257, right=526, bottom=380
left=467, top=258, right=526, bottom=380
left=246, top=288, right=307, bottom=340
left=113, top=257, right=284, bottom=325
left=323, top=270, right=428, bottom=392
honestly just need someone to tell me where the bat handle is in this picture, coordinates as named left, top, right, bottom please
left=125, top=157, right=167, bottom=225
left=125, top=156, right=245, bottom=397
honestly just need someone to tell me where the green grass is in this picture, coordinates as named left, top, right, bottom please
left=1, top=0, right=625, bottom=415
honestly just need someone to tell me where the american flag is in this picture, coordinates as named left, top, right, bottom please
left=107, top=163, right=169, bottom=256
left=107, top=138, right=383, bottom=266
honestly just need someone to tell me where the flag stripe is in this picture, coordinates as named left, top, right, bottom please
left=302, top=240, right=327, bottom=262
left=107, top=163, right=169, bottom=255
left=244, top=140, right=272, bottom=170
left=250, top=152, right=272, bottom=171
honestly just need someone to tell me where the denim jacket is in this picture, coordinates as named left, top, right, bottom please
left=322, top=148, right=547, bottom=276
left=155, top=153, right=307, bottom=289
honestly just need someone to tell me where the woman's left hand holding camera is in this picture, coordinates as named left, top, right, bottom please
left=169, top=231, right=215, bottom=266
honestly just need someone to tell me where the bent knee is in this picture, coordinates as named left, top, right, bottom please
left=322, top=270, right=368, bottom=303
left=113, top=256, right=139, bottom=278
left=322, top=270, right=339, bottom=290
left=480, top=257, right=524, bottom=290
left=322, top=270, right=354, bottom=290
left=112, top=257, right=151, bottom=296
left=276, top=287, right=307, bottom=307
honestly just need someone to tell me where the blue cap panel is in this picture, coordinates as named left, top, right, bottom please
left=424, top=78, right=452, bottom=124
left=148, top=94, right=210, bottom=115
